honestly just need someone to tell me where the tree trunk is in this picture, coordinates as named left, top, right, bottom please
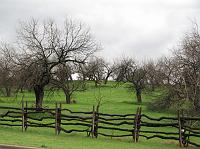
left=34, top=85, right=44, bottom=110
left=64, top=90, right=71, bottom=104
left=104, top=71, right=112, bottom=85
left=151, top=84, right=155, bottom=91
left=65, top=93, right=71, bottom=104
left=95, top=80, right=98, bottom=87
left=104, top=76, right=109, bottom=85
left=5, top=87, right=11, bottom=97
left=136, top=88, right=142, bottom=103
left=81, top=78, right=87, bottom=91
left=20, top=87, right=23, bottom=93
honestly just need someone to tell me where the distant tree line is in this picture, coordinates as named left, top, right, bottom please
left=0, top=18, right=200, bottom=113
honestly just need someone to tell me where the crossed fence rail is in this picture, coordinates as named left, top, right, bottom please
left=0, top=101, right=200, bottom=148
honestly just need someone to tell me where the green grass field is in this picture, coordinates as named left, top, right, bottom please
left=0, top=82, right=198, bottom=149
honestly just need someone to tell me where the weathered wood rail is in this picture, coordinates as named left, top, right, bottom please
left=0, top=101, right=200, bottom=148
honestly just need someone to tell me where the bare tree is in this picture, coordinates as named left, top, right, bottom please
left=103, top=61, right=116, bottom=84
left=173, top=25, right=200, bottom=111
left=113, top=58, right=132, bottom=82
left=76, top=63, right=89, bottom=90
left=50, top=63, right=82, bottom=104
left=145, top=60, right=159, bottom=91
left=157, top=57, right=178, bottom=86
left=127, top=66, right=147, bottom=103
left=81, top=57, right=105, bottom=87
left=0, top=43, right=17, bottom=97
left=152, top=24, right=200, bottom=112
left=152, top=56, right=184, bottom=108
left=16, top=18, right=98, bottom=110
left=114, top=58, right=147, bottom=103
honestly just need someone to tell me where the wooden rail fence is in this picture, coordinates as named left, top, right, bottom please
left=0, top=101, right=200, bottom=148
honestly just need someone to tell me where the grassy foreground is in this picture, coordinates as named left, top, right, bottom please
left=0, top=82, right=198, bottom=148
left=0, top=126, right=188, bottom=149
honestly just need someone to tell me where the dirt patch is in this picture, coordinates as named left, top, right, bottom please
left=0, top=144, right=40, bottom=149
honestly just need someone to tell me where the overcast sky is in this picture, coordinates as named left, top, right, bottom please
left=0, top=0, right=200, bottom=61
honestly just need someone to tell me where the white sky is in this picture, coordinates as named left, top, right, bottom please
left=0, top=0, right=200, bottom=61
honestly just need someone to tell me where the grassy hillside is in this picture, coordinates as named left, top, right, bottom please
left=0, top=82, right=198, bottom=149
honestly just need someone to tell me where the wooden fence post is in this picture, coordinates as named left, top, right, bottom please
left=133, top=107, right=139, bottom=142
left=21, top=99, right=25, bottom=132
left=94, top=105, right=99, bottom=138
left=137, top=107, right=142, bottom=142
left=184, top=111, right=190, bottom=147
left=178, top=110, right=182, bottom=147
left=58, top=103, right=62, bottom=135
left=133, top=107, right=142, bottom=142
left=181, top=110, right=187, bottom=147
left=55, top=102, right=61, bottom=135
left=24, top=101, right=28, bottom=131
left=178, top=110, right=187, bottom=147
left=55, top=102, right=58, bottom=135
left=90, top=105, right=95, bottom=138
